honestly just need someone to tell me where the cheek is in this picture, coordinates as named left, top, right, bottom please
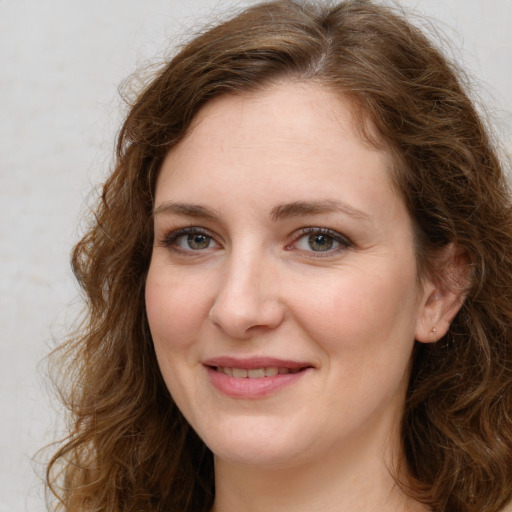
left=145, top=268, right=209, bottom=411
left=145, top=266, right=209, bottom=353
left=290, top=266, right=420, bottom=360
left=300, top=271, right=418, bottom=416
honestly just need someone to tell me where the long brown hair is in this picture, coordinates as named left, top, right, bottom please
left=47, top=1, right=512, bottom=511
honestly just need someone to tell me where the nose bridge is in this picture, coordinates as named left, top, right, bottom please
left=209, top=241, right=284, bottom=338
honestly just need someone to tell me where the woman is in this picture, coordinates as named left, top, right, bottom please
left=47, top=1, right=512, bottom=511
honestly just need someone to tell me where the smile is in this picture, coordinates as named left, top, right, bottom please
left=215, top=366, right=304, bottom=378
left=204, top=359, right=313, bottom=398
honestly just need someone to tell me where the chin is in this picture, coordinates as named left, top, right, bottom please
left=199, top=418, right=311, bottom=469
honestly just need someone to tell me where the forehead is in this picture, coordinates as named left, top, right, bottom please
left=183, top=82, right=372, bottom=155
left=155, top=83, right=408, bottom=226
left=156, top=81, right=400, bottom=222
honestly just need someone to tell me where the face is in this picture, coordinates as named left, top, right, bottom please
left=145, top=82, right=433, bottom=470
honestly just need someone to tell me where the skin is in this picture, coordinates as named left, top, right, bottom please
left=145, top=82, right=459, bottom=512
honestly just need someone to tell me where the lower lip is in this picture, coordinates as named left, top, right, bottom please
left=205, top=366, right=310, bottom=398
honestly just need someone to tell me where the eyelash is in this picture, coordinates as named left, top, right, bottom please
left=159, top=227, right=219, bottom=254
left=288, top=227, right=353, bottom=258
left=159, top=226, right=353, bottom=257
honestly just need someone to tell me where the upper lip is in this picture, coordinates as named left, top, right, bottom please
left=202, top=356, right=313, bottom=370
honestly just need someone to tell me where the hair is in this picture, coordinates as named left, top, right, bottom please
left=46, top=1, right=512, bottom=511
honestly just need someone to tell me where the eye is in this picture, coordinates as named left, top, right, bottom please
left=161, top=227, right=220, bottom=253
left=179, top=232, right=214, bottom=250
left=291, top=228, right=352, bottom=255
left=303, top=233, right=336, bottom=252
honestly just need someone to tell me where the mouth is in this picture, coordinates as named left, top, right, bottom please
left=211, top=366, right=305, bottom=378
left=203, top=357, right=313, bottom=398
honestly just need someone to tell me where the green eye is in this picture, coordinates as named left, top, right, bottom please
left=307, top=233, right=335, bottom=252
left=162, top=228, right=219, bottom=252
left=292, top=228, right=352, bottom=256
left=186, top=233, right=211, bottom=250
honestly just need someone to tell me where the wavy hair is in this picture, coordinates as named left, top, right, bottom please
left=47, top=1, right=512, bottom=511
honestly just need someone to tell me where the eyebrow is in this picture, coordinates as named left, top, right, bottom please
left=152, top=202, right=221, bottom=221
left=153, top=199, right=369, bottom=222
left=269, top=200, right=370, bottom=222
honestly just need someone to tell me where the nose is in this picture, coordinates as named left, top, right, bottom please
left=208, top=251, right=285, bottom=339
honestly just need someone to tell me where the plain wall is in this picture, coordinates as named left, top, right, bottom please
left=1, top=1, right=511, bottom=510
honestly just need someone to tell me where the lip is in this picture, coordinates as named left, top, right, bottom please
left=203, top=356, right=314, bottom=398
left=203, top=356, right=312, bottom=369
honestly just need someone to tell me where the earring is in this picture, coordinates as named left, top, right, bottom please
left=431, top=327, right=437, bottom=335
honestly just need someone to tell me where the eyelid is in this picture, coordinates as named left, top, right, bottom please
left=288, top=227, right=353, bottom=257
left=158, top=226, right=221, bottom=253
left=157, top=225, right=352, bottom=258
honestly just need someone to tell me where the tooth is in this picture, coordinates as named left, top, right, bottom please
left=216, top=366, right=303, bottom=378
left=248, top=368, right=265, bottom=379
left=232, top=368, right=248, bottom=378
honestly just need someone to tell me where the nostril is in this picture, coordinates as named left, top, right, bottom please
left=208, top=295, right=285, bottom=338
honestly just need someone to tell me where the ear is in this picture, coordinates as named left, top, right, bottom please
left=415, top=244, right=471, bottom=343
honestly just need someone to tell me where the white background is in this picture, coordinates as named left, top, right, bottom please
left=1, top=1, right=511, bottom=510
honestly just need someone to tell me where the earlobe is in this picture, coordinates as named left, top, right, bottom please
left=415, top=244, right=471, bottom=344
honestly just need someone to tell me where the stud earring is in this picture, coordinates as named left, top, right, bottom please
left=431, top=327, right=437, bottom=335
